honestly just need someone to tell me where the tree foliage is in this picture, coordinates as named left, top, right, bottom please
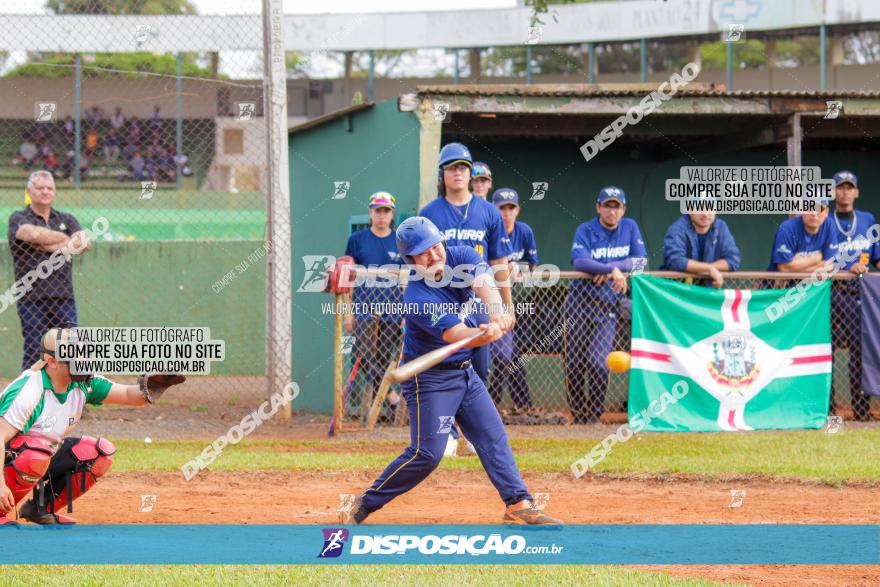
left=46, top=0, right=196, bottom=15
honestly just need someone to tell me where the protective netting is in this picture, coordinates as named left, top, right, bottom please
left=333, top=272, right=876, bottom=428
left=0, top=4, right=278, bottom=407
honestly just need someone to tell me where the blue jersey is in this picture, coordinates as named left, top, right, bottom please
left=344, top=228, right=403, bottom=321
left=570, top=217, right=647, bottom=301
left=767, top=217, right=837, bottom=271
left=827, top=210, right=880, bottom=270
left=402, top=246, right=489, bottom=362
left=420, top=195, right=512, bottom=262
left=507, top=221, right=539, bottom=266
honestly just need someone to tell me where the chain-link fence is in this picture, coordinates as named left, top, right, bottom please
left=332, top=271, right=877, bottom=430
left=0, top=4, right=286, bottom=411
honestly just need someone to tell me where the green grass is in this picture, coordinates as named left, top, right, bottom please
left=0, top=565, right=731, bottom=586
left=114, top=429, right=880, bottom=485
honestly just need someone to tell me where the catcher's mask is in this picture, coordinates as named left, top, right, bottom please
left=31, top=327, right=93, bottom=383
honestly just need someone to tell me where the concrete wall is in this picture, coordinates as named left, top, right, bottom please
left=0, top=241, right=266, bottom=377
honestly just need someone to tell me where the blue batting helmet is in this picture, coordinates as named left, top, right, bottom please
left=396, top=216, right=445, bottom=257
left=438, top=142, right=473, bottom=170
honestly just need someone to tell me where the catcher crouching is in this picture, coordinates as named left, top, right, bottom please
left=0, top=328, right=185, bottom=525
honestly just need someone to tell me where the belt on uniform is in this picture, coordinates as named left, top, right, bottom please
left=432, top=359, right=472, bottom=371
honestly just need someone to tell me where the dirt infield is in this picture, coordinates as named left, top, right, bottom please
left=46, top=470, right=880, bottom=586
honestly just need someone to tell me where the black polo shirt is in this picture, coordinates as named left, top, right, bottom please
left=7, top=206, right=82, bottom=303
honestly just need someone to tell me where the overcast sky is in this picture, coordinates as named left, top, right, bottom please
left=2, top=0, right=518, bottom=14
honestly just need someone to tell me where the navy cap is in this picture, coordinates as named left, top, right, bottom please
left=492, top=188, right=519, bottom=207
left=833, top=170, right=858, bottom=187
left=597, top=186, right=626, bottom=205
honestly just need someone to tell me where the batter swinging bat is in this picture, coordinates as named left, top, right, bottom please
left=389, top=331, right=485, bottom=384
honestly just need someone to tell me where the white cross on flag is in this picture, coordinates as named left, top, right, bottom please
left=628, top=275, right=832, bottom=431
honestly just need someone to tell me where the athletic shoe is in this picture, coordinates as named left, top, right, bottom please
left=18, top=499, right=76, bottom=525
left=338, top=495, right=369, bottom=525
left=444, top=434, right=458, bottom=457
left=503, top=500, right=563, bottom=525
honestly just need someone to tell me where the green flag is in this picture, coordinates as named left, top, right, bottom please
left=628, top=275, right=831, bottom=432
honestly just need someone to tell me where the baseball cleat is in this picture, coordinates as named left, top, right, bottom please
left=503, top=500, right=563, bottom=525
left=18, top=499, right=76, bottom=525
left=339, top=495, right=369, bottom=525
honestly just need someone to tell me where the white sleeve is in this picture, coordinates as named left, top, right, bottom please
left=0, top=378, right=44, bottom=432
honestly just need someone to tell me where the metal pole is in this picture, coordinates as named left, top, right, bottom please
left=526, top=44, right=533, bottom=84
left=640, top=39, right=647, bottom=82
left=820, top=24, right=827, bottom=90
left=262, top=0, right=293, bottom=416
left=453, top=49, right=460, bottom=84
left=587, top=42, right=595, bottom=83
left=367, top=50, right=375, bottom=101
left=74, top=53, right=81, bottom=189
left=726, top=40, right=734, bottom=90
left=175, top=52, right=183, bottom=189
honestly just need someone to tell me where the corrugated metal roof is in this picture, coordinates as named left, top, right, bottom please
left=415, top=84, right=880, bottom=99
left=288, top=102, right=374, bottom=136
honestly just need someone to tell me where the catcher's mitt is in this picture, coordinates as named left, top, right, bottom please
left=138, top=373, right=186, bottom=404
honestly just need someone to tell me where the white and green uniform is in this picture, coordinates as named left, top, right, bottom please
left=0, top=370, right=112, bottom=442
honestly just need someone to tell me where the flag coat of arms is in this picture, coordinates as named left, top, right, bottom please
left=629, top=275, right=832, bottom=432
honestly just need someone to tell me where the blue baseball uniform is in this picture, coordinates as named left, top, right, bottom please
left=767, top=217, right=837, bottom=271
left=343, top=228, right=404, bottom=403
left=490, top=221, right=538, bottom=410
left=828, top=210, right=880, bottom=414
left=564, top=217, right=647, bottom=423
left=360, top=246, right=533, bottom=515
left=420, top=195, right=513, bottom=385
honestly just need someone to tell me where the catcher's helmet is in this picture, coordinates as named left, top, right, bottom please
left=33, top=327, right=93, bottom=382
left=396, top=216, right=444, bottom=258
left=438, top=142, right=473, bottom=170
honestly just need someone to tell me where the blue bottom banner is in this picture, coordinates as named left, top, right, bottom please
left=1, top=524, right=878, bottom=564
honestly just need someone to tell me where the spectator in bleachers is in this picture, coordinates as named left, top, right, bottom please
left=128, top=118, right=142, bottom=147
left=61, top=116, right=74, bottom=143
left=767, top=201, right=835, bottom=272
left=660, top=211, right=740, bottom=288
left=122, top=139, right=137, bottom=162
left=110, top=107, right=125, bottom=132
left=61, top=151, right=88, bottom=181
left=86, top=105, right=103, bottom=128
left=84, top=128, right=100, bottom=159
left=17, top=140, right=38, bottom=170
left=43, top=149, right=59, bottom=176
left=129, top=149, right=146, bottom=181
left=172, top=148, right=192, bottom=177
left=149, top=106, right=163, bottom=144
left=103, top=130, right=121, bottom=161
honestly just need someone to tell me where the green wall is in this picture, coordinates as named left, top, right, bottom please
left=457, top=138, right=880, bottom=271
left=289, top=99, right=420, bottom=413
left=0, top=241, right=265, bottom=376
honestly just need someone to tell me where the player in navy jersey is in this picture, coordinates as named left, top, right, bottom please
left=472, top=161, right=493, bottom=200
left=489, top=188, right=537, bottom=413
left=564, top=186, right=648, bottom=424
left=343, top=192, right=404, bottom=419
left=419, top=141, right=513, bottom=397
left=767, top=201, right=836, bottom=272
left=827, top=171, right=878, bottom=420
left=340, top=217, right=561, bottom=526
